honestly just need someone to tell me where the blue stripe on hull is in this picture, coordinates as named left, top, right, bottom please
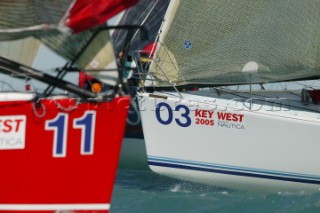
left=148, top=160, right=320, bottom=185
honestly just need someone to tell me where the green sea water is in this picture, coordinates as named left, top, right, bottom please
left=111, top=170, right=320, bottom=213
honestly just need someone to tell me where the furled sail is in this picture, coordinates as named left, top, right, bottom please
left=149, top=0, right=320, bottom=87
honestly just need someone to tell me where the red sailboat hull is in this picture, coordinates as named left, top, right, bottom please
left=0, top=95, right=130, bottom=212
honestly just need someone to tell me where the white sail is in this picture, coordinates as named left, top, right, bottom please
left=149, top=0, right=320, bottom=87
left=84, top=32, right=119, bottom=86
left=0, top=38, right=40, bottom=67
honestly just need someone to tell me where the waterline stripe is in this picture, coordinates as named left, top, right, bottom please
left=149, top=161, right=320, bottom=185
left=0, top=204, right=110, bottom=211
left=148, top=156, right=320, bottom=181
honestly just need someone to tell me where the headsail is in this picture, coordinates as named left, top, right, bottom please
left=0, top=0, right=139, bottom=87
left=40, top=29, right=114, bottom=72
left=0, top=38, right=41, bottom=82
left=0, top=0, right=138, bottom=38
left=149, top=0, right=320, bottom=87
left=0, top=37, right=40, bottom=67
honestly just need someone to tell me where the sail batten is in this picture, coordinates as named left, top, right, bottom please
left=149, top=0, right=320, bottom=87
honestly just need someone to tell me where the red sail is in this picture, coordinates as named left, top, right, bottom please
left=142, top=42, right=157, bottom=57
left=65, top=0, right=139, bottom=33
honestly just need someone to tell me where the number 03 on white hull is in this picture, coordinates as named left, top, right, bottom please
left=138, top=91, right=320, bottom=192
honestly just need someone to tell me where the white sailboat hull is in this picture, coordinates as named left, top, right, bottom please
left=138, top=91, right=320, bottom=192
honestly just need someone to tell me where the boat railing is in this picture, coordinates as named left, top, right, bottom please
left=0, top=79, right=16, bottom=92
left=130, top=51, right=183, bottom=98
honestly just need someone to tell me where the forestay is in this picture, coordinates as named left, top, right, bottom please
left=150, top=0, right=320, bottom=87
